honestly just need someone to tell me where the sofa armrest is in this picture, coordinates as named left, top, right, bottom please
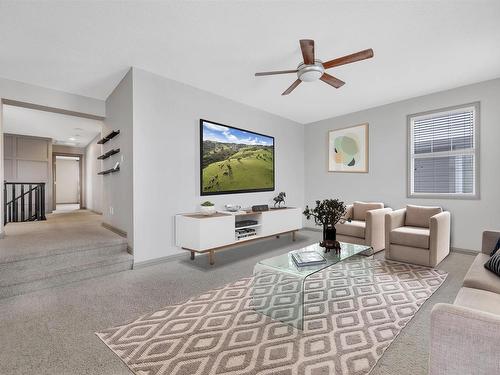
left=430, top=303, right=500, bottom=375
left=366, top=208, right=392, bottom=251
left=429, top=211, right=451, bottom=266
left=481, top=230, right=500, bottom=255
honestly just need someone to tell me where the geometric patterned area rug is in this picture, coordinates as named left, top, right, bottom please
left=96, top=257, right=447, bottom=375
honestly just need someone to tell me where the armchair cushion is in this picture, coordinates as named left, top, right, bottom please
left=352, top=201, right=384, bottom=221
left=405, top=204, right=442, bottom=228
left=390, top=226, right=430, bottom=249
left=336, top=220, right=365, bottom=239
left=463, top=253, right=500, bottom=294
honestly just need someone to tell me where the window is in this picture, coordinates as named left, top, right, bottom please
left=408, top=103, right=479, bottom=199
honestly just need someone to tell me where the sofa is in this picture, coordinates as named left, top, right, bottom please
left=335, top=201, right=392, bottom=253
left=385, top=204, right=450, bottom=267
left=429, top=230, right=500, bottom=375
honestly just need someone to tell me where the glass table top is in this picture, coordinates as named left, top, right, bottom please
left=255, top=242, right=372, bottom=278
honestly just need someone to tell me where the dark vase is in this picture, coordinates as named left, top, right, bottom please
left=323, top=224, right=337, bottom=242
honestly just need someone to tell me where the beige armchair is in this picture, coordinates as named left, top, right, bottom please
left=385, top=204, right=450, bottom=267
left=335, top=201, right=392, bottom=253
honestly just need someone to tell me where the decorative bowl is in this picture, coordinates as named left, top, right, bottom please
left=225, top=204, right=241, bottom=212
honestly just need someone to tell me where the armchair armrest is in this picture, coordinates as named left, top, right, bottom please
left=430, top=303, right=500, bottom=375
left=385, top=209, right=406, bottom=257
left=429, top=211, right=450, bottom=266
left=385, top=208, right=406, bottom=230
left=366, top=207, right=392, bottom=252
left=481, top=230, right=500, bottom=255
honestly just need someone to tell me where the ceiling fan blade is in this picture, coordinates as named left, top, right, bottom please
left=255, top=69, right=298, bottom=76
left=299, top=39, right=315, bottom=65
left=320, top=73, right=345, bottom=88
left=282, top=79, right=302, bottom=96
left=322, top=48, right=374, bottom=69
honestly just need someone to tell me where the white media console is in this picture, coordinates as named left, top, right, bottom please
left=175, top=207, right=302, bottom=265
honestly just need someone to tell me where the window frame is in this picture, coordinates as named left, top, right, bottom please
left=407, top=102, right=480, bottom=200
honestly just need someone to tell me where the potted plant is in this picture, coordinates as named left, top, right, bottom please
left=200, top=201, right=216, bottom=216
left=303, top=199, right=349, bottom=251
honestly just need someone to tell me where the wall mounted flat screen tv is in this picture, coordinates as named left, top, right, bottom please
left=200, top=119, right=275, bottom=195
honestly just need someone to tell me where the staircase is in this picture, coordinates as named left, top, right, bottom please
left=0, top=210, right=133, bottom=299
left=4, top=182, right=47, bottom=224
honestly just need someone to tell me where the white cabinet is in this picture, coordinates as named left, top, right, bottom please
left=260, top=208, right=302, bottom=237
left=175, top=213, right=234, bottom=251
left=175, top=208, right=302, bottom=265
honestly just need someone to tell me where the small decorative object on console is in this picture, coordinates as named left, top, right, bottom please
left=252, top=204, right=269, bottom=212
left=303, top=199, right=350, bottom=253
left=200, top=201, right=216, bottom=216
left=224, top=204, right=241, bottom=212
left=273, top=192, right=286, bottom=208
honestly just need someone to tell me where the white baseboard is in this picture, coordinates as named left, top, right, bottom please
left=133, top=252, right=185, bottom=269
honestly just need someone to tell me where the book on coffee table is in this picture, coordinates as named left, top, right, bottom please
left=291, top=251, right=326, bottom=267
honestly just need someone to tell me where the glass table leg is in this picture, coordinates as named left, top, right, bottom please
left=251, top=265, right=304, bottom=330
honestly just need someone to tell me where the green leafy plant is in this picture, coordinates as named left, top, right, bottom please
left=201, top=201, right=214, bottom=207
left=303, top=199, right=347, bottom=227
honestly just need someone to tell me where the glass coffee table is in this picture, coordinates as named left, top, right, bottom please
left=251, top=242, right=372, bottom=330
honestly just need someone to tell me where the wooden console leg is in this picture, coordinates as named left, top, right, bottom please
left=190, top=251, right=195, bottom=260
left=292, top=231, right=296, bottom=241
left=209, top=250, right=215, bottom=265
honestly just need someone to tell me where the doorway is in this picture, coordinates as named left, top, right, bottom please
left=53, top=154, right=83, bottom=212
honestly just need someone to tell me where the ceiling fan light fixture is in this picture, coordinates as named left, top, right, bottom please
left=297, top=61, right=324, bottom=82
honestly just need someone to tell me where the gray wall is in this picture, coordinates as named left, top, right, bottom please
left=85, top=135, right=103, bottom=213
left=304, top=78, right=500, bottom=251
left=4, top=133, right=53, bottom=213
left=102, top=69, right=134, bottom=247
left=132, top=67, right=305, bottom=263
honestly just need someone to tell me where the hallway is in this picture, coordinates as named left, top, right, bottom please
left=0, top=210, right=132, bottom=299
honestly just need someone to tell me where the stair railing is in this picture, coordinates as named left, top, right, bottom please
left=4, top=182, right=46, bottom=224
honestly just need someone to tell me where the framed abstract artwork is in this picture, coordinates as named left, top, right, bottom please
left=328, top=123, right=369, bottom=173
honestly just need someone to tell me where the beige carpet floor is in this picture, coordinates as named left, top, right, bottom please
left=0, top=230, right=474, bottom=374
left=97, top=257, right=447, bottom=375
left=0, top=209, right=126, bottom=263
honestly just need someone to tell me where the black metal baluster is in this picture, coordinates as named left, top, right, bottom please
left=40, top=183, right=46, bottom=220
left=28, top=184, right=33, bottom=220
left=13, top=184, right=17, bottom=222
left=20, top=184, right=25, bottom=221
left=35, top=185, right=39, bottom=221
left=3, top=182, right=6, bottom=225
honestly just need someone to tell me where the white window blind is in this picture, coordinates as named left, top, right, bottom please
left=408, top=103, right=479, bottom=198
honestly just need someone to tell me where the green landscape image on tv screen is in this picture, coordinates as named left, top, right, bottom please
left=200, top=120, right=274, bottom=195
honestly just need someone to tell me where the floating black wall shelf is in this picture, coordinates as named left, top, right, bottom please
left=97, top=130, right=120, bottom=144
left=97, top=148, right=120, bottom=160
left=97, top=166, right=120, bottom=175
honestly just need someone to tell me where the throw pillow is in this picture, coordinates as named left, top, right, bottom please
left=484, top=251, right=500, bottom=277
left=490, top=238, right=500, bottom=256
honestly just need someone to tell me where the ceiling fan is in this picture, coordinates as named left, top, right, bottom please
left=255, top=39, right=374, bottom=95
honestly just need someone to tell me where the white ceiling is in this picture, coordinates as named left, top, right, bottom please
left=3, top=105, right=102, bottom=147
left=0, top=1, right=499, bottom=124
